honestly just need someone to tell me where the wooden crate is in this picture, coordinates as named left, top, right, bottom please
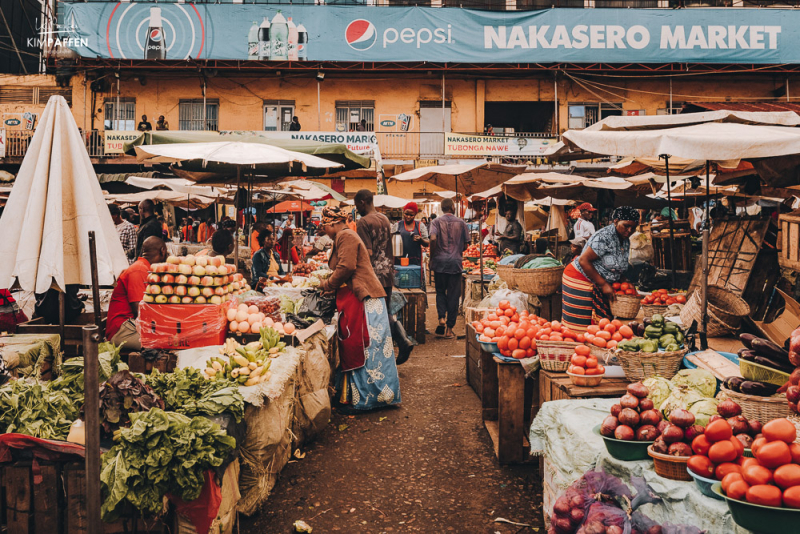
left=779, top=211, right=800, bottom=271
left=535, top=293, right=562, bottom=322
left=465, top=307, right=492, bottom=324
left=127, top=351, right=178, bottom=375
left=397, top=288, right=426, bottom=345
left=16, top=313, right=106, bottom=358
left=539, top=370, right=629, bottom=407
left=466, top=324, right=482, bottom=398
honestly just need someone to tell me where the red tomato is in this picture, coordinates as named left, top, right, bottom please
left=675, top=295, right=687, bottom=304
left=784, top=486, right=800, bottom=509
left=692, top=435, right=712, bottom=456
left=585, top=368, right=603, bottom=376
left=752, top=437, right=768, bottom=456
left=727, top=480, right=750, bottom=501
left=527, top=328, right=538, bottom=339
left=514, top=328, right=526, bottom=340
left=603, top=323, right=616, bottom=334
left=762, top=419, right=797, bottom=444
left=705, top=419, right=733, bottom=443
left=598, top=318, right=610, bottom=328
left=495, top=326, right=506, bottom=337
left=688, top=455, right=715, bottom=478
left=508, top=338, right=519, bottom=351
left=606, top=340, right=617, bottom=350
left=774, top=464, right=800, bottom=490
left=575, top=345, right=591, bottom=356
left=611, top=319, right=623, bottom=329
left=619, top=325, right=634, bottom=338
left=596, top=330, right=612, bottom=341
left=550, top=320, right=561, bottom=330
left=722, top=473, right=744, bottom=493
left=715, top=463, right=742, bottom=481
left=742, top=465, right=774, bottom=486
left=587, top=325, right=600, bottom=335
left=585, top=357, right=598, bottom=368
left=756, top=441, right=792, bottom=469
left=519, top=337, right=532, bottom=350
left=512, top=349, right=526, bottom=359
left=612, top=282, right=621, bottom=290
left=595, top=364, right=605, bottom=374
left=526, top=348, right=536, bottom=358
left=625, top=289, right=637, bottom=296
left=562, top=330, right=577, bottom=340
left=504, top=308, right=515, bottom=317
left=539, top=335, right=550, bottom=341
left=746, top=485, right=783, bottom=507
left=576, top=334, right=586, bottom=343
left=570, top=354, right=587, bottom=366
left=569, top=366, right=585, bottom=375
left=591, top=337, right=607, bottom=348
left=789, top=443, right=800, bottom=463
left=495, top=308, right=504, bottom=317
left=510, top=313, right=520, bottom=322
left=709, top=441, right=738, bottom=464
left=475, top=324, right=485, bottom=334
left=611, top=332, right=623, bottom=342
left=497, top=337, right=509, bottom=350
left=498, top=300, right=510, bottom=310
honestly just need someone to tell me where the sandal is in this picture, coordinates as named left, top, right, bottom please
left=435, top=325, right=446, bottom=336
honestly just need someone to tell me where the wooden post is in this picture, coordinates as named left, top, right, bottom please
left=88, top=232, right=101, bottom=332
left=700, top=162, right=710, bottom=350
left=661, top=154, right=678, bottom=287
left=234, top=167, right=241, bottom=270
left=82, top=325, right=101, bottom=534
left=58, top=290, right=66, bottom=353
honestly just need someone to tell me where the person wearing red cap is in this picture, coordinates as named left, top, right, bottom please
left=573, top=202, right=597, bottom=242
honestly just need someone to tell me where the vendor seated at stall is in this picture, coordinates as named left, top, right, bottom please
left=535, top=237, right=557, bottom=259
left=106, top=236, right=167, bottom=350
left=251, top=230, right=291, bottom=289
left=561, top=207, right=639, bottom=334
left=208, top=229, right=234, bottom=259
left=496, top=208, right=523, bottom=255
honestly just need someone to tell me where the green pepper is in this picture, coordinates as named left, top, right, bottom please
left=651, top=314, right=665, bottom=327
left=644, top=325, right=663, bottom=339
left=663, top=323, right=678, bottom=335
left=676, top=331, right=685, bottom=343
left=665, top=343, right=680, bottom=352
left=659, top=334, right=676, bottom=347
left=640, top=340, right=659, bottom=353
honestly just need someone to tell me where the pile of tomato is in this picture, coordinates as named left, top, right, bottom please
left=583, top=318, right=636, bottom=350
left=612, top=281, right=638, bottom=296
left=567, top=344, right=606, bottom=376
left=642, top=289, right=687, bottom=306
left=689, top=417, right=800, bottom=509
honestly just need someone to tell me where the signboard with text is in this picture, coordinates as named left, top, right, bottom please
left=59, top=4, right=799, bottom=64
left=221, top=130, right=380, bottom=159
left=104, top=131, right=144, bottom=154
left=445, top=133, right=556, bottom=157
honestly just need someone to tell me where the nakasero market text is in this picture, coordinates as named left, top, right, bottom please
left=446, top=135, right=519, bottom=153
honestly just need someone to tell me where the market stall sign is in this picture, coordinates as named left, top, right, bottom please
left=4, top=119, right=20, bottom=127
left=59, top=4, right=798, bottom=64
left=445, top=133, right=556, bottom=157
left=105, top=131, right=144, bottom=154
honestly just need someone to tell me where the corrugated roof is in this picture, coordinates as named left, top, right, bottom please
left=684, top=102, right=800, bottom=113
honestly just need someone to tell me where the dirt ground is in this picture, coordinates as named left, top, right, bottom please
left=240, top=291, right=544, bottom=533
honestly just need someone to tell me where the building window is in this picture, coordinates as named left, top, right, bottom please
left=567, top=102, right=623, bottom=129
left=336, top=100, right=374, bottom=132
left=657, top=102, right=685, bottom=115
left=264, top=100, right=296, bottom=131
left=104, top=98, right=136, bottom=130
left=179, top=99, right=219, bottom=131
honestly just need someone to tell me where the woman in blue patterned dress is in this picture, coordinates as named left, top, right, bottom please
left=318, top=206, right=401, bottom=411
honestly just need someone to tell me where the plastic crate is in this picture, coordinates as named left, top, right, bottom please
left=394, top=265, right=422, bottom=289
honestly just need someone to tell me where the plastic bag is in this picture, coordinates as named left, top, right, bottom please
left=297, top=289, right=336, bottom=321
left=487, top=288, right=528, bottom=315
left=630, top=511, right=706, bottom=534
left=241, top=295, right=282, bottom=323
left=137, top=301, right=229, bottom=350
left=629, top=231, right=654, bottom=265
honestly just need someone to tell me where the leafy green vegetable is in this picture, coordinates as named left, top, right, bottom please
left=0, top=380, right=79, bottom=440
left=98, top=371, right=165, bottom=437
left=100, top=408, right=236, bottom=522
left=146, top=367, right=244, bottom=423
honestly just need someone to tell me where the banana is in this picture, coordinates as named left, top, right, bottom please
left=245, top=341, right=262, bottom=352
left=243, top=376, right=259, bottom=387
left=232, top=354, right=249, bottom=367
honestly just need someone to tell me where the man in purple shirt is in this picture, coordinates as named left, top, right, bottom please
left=429, top=198, right=469, bottom=339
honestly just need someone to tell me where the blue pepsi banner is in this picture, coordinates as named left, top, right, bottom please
left=58, top=4, right=799, bottom=64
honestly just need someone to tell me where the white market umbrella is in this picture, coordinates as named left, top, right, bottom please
left=0, top=96, right=128, bottom=294
left=391, top=162, right=526, bottom=197
left=343, top=194, right=410, bottom=209
left=124, top=175, right=228, bottom=199
left=109, top=190, right=218, bottom=210
left=134, top=141, right=343, bottom=179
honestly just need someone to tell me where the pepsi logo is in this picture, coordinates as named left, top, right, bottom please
left=149, top=28, right=162, bottom=42
left=345, top=19, right=376, bottom=51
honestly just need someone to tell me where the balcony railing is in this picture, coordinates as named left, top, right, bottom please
left=66, top=0, right=800, bottom=7
left=0, top=129, right=555, bottom=161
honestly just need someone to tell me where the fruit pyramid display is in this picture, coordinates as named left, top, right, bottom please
left=143, top=254, right=251, bottom=305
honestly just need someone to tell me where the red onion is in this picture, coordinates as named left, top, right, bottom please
left=790, top=368, right=800, bottom=386
left=552, top=517, right=572, bottom=534
left=553, top=496, right=570, bottom=517
left=600, top=415, right=619, bottom=437
left=728, top=416, right=749, bottom=435
left=661, top=424, right=685, bottom=444
left=668, top=442, right=692, bottom=457
left=636, top=425, right=659, bottom=441
left=610, top=404, right=623, bottom=418
left=787, top=386, right=800, bottom=405
left=584, top=521, right=606, bottom=534
left=709, top=415, right=723, bottom=424
left=652, top=438, right=668, bottom=454
left=656, top=420, right=670, bottom=435
left=614, top=425, right=635, bottom=441
left=607, top=527, right=624, bottom=534
left=647, top=527, right=664, bottom=534
left=639, top=398, right=655, bottom=412
left=618, top=408, right=641, bottom=428
left=684, top=425, right=705, bottom=442
left=570, top=494, right=585, bottom=509
left=717, top=399, right=742, bottom=418
left=668, top=409, right=696, bottom=428
left=569, top=507, right=585, bottom=525
left=736, top=433, right=754, bottom=448
left=620, top=394, right=640, bottom=410
left=627, top=382, right=649, bottom=399
left=639, top=409, right=662, bottom=427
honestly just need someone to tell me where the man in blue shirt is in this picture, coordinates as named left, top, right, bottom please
left=429, top=198, right=469, bottom=339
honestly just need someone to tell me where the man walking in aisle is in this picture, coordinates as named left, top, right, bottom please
left=429, top=198, right=469, bottom=340
left=135, top=199, right=163, bottom=258
left=354, top=189, right=414, bottom=364
left=109, top=204, right=136, bottom=264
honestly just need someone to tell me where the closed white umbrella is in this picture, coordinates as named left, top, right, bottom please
left=0, top=96, right=128, bottom=293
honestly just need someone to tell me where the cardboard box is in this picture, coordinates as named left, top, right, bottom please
left=137, top=302, right=228, bottom=350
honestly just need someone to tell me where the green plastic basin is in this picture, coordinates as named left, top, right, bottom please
left=712, top=483, right=800, bottom=534
left=593, top=425, right=653, bottom=461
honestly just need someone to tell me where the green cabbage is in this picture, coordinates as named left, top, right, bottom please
left=671, top=369, right=717, bottom=398
left=660, top=386, right=704, bottom=419
left=688, top=399, right=720, bottom=427
left=643, top=377, right=673, bottom=409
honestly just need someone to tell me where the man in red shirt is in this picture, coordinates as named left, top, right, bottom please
left=106, top=236, right=167, bottom=349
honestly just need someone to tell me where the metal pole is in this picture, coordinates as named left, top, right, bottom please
left=83, top=72, right=87, bottom=135
left=700, top=162, right=710, bottom=350
left=554, top=73, right=559, bottom=134
left=479, top=203, right=484, bottom=300
left=235, top=168, right=240, bottom=269
left=88, top=232, right=101, bottom=332
left=669, top=79, right=673, bottom=114
left=660, top=155, right=678, bottom=287
left=202, top=79, right=207, bottom=130
left=58, top=290, right=65, bottom=353
left=115, top=74, right=120, bottom=130
left=317, top=80, right=321, bottom=130
left=82, top=324, right=101, bottom=534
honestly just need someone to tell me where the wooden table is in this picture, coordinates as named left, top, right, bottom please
left=481, top=349, right=538, bottom=464
left=397, top=288, right=426, bottom=345
left=539, top=369, right=630, bottom=406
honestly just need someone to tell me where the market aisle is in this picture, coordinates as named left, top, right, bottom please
left=240, top=291, right=543, bottom=533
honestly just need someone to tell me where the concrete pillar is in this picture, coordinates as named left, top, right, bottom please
left=476, top=79, right=485, bottom=133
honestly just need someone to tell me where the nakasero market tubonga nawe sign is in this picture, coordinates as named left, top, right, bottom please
left=60, top=4, right=794, bottom=64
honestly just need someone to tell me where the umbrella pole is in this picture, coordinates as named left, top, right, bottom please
left=235, top=168, right=240, bottom=271
left=58, top=290, right=66, bottom=353
left=700, top=162, right=711, bottom=350
left=88, top=231, right=102, bottom=332
left=84, top=230, right=102, bottom=534
left=663, top=155, right=677, bottom=288
left=479, top=210, right=484, bottom=300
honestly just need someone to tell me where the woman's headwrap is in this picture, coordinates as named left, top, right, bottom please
left=321, top=206, right=348, bottom=226
left=404, top=202, right=419, bottom=215
left=611, top=206, right=640, bottom=222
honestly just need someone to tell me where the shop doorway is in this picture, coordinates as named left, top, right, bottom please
left=483, top=101, right=554, bottom=134
left=419, top=101, right=451, bottom=157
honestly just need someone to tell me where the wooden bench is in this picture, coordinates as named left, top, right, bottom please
left=539, top=369, right=630, bottom=405
left=397, top=288, right=426, bottom=345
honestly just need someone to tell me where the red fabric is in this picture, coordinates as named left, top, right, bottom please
left=403, top=202, right=418, bottom=214
left=106, top=257, right=151, bottom=340
left=251, top=230, right=260, bottom=258
left=290, top=247, right=301, bottom=265
left=168, top=470, right=222, bottom=534
left=0, top=433, right=87, bottom=464
left=336, top=286, right=369, bottom=372
left=0, top=289, right=27, bottom=331
left=563, top=261, right=588, bottom=282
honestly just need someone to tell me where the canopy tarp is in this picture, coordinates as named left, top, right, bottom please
left=274, top=179, right=346, bottom=202
left=343, top=194, right=410, bottom=209
left=390, top=162, right=526, bottom=197
left=124, top=176, right=228, bottom=198
left=108, top=190, right=218, bottom=210
left=0, top=96, right=128, bottom=293
left=124, top=131, right=371, bottom=171
left=270, top=200, right=314, bottom=212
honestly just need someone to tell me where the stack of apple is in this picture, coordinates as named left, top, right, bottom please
left=143, top=254, right=252, bottom=305
left=226, top=303, right=297, bottom=335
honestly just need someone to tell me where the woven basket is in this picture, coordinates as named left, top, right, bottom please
left=641, top=303, right=668, bottom=320
left=514, top=265, right=565, bottom=297
left=680, top=286, right=750, bottom=337
left=496, top=264, right=516, bottom=287
left=616, top=348, right=687, bottom=381
left=610, top=294, right=643, bottom=319
left=716, top=386, right=791, bottom=423
left=648, top=445, right=692, bottom=481
left=536, top=340, right=578, bottom=372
